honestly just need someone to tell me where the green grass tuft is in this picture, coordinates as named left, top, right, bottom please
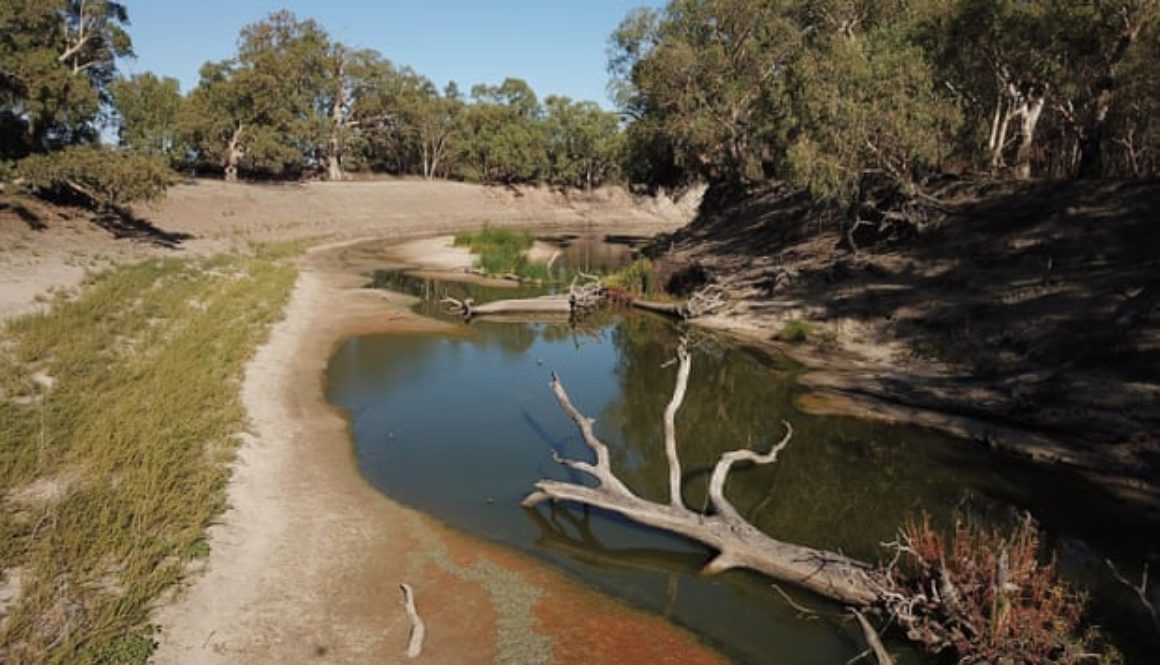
left=0, top=254, right=295, bottom=663
left=777, top=319, right=815, bottom=344
left=604, top=258, right=657, bottom=296
left=453, top=225, right=540, bottom=278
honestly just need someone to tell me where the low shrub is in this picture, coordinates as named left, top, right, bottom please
left=17, top=146, right=173, bottom=211
left=604, top=258, right=656, bottom=296
left=777, top=319, right=814, bottom=343
left=891, top=513, right=1120, bottom=663
left=454, top=225, right=537, bottom=277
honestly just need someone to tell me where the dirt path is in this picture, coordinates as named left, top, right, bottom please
left=3, top=180, right=722, bottom=663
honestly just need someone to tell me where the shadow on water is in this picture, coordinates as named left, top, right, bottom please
left=327, top=277, right=1159, bottom=663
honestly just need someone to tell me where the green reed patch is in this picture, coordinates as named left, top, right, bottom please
left=452, top=225, right=553, bottom=280
left=0, top=253, right=296, bottom=663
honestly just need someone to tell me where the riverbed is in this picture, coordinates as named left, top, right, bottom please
left=325, top=235, right=1159, bottom=663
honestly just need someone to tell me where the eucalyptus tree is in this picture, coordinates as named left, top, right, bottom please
left=784, top=1, right=960, bottom=203
left=397, top=77, right=462, bottom=179
left=110, top=73, right=184, bottom=162
left=312, top=45, right=396, bottom=180
left=543, top=96, right=623, bottom=192
left=456, top=78, right=547, bottom=183
left=181, top=11, right=332, bottom=180
left=609, top=0, right=803, bottom=185
left=0, top=0, right=132, bottom=155
left=921, top=0, right=1158, bottom=179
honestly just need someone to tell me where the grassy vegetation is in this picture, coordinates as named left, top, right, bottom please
left=777, top=319, right=815, bottom=344
left=0, top=253, right=296, bottom=663
left=604, top=258, right=658, bottom=297
left=453, top=225, right=553, bottom=281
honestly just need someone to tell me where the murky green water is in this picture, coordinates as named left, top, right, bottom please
left=326, top=276, right=1158, bottom=663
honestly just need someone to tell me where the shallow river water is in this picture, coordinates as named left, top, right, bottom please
left=326, top=264, right=1157, bottom=663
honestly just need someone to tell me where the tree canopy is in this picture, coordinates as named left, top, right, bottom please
left=4, top=2, right=1157, bottom=210
left=612, top=0, right=1160, bottom=204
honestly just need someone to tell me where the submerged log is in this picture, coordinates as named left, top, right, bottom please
left=442, top=275, right=607, bottom=320
left=523, top=340, right=888, bottom=606
left=442, top=295, right=573, bottom=318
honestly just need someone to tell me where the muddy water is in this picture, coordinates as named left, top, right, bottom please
left=327, top=276, right=1157, bottom=663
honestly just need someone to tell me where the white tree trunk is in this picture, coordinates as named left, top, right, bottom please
left=1014, top=91, right=1046, bottom=180
left=224, top=123, right=245, bottom=183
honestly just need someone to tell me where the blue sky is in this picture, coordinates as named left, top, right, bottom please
left=119, top=1, right=662, bottom=108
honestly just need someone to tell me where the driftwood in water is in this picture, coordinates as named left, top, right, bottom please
left=443, top=275, right=607, bottom=320
left=523, top=341, right=887, bottom=606
left=442, top=295, right=572, bottom=318
left=444, top=280, right=727, bottom=322
left=629, top=284, right=728, bottom=320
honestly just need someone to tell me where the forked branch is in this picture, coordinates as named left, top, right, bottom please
left=524, top=340, right=885, bottom=606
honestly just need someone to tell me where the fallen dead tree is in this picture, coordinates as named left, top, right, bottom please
left=628, top=284, right=728, bottom=320
left=443, top=278, right=727, bottom=322
left=524, top=340, right=1110, bottom=663
left=442, top=274, right=607, bottom=320
left=523, top=341, right=886, bottom=607
left=442, top=294, right=572, bottom=318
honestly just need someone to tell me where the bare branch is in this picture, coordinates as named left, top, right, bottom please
left=1106, top=559, right=1159, bottom=634
left=545, top=373, right=631, bottom=496
left=707, top=421, right=793, bottom=521
left=851, top=609, right=894, bottom=665
left=399, top=583, right=425, bottom=659
left=662, top=342, right=691, bottom=507
left=524, top=345, right=883, bottom=607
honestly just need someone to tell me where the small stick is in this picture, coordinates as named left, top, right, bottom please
left=400, top=583, right=425, bottom=659
left=851, top=609, right=893, bottom=665
left=771, top=583, right=819, bottom=620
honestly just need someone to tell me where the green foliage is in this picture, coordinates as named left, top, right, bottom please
left=455, top=78, right=548, bottom=183
left=110, top=73, right=185, bottom=162
left=543, top=96, right=623, bottom=191
left=0, top=0, right=131, bottom=155
left=604, top=258, right=657, bottom=296
left=18, top=146, right=173, bottom=210
left=611, top=0, right=799, bottom=185
left=613, top=0, right=1160, bottom=194
left=777, top=319, right=814, bottom=344
left=785, top=28, right=960, bottom=202
left=0, top=254, right=295, bottom=663
left=454, top=225, right=538, bottom=276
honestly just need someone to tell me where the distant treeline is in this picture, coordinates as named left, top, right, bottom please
left=612, top=0, right=1159, bottom=204
left=2, top=1, right=1157, bottom=212
left=1, top=4, right=622, bottom=208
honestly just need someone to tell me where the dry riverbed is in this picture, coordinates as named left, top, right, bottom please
left=2, top=180, right=723, bottom=663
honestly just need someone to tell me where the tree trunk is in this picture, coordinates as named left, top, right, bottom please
left=329, top=78, right=345, bottom=179
left=224, top=124, right=245, bottom=183
left=1013, top=89, right=1045, bottom=180
left=988, top=96, right=1009, bottom=171
left=1077, top=5, right=1150, bottom=179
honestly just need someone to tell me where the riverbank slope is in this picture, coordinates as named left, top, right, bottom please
left=657, top=179, right=1159, bottom=510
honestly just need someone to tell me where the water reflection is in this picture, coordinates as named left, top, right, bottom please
left=326, top=313, right=1157, bottom=663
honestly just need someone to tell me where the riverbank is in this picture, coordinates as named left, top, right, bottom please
left=2, top=180, right=725, bottom=663
left=655, top=179, right=1159, bottom=512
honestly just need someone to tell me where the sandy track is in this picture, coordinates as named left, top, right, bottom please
left=3, top=181, right=719, bottom=663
